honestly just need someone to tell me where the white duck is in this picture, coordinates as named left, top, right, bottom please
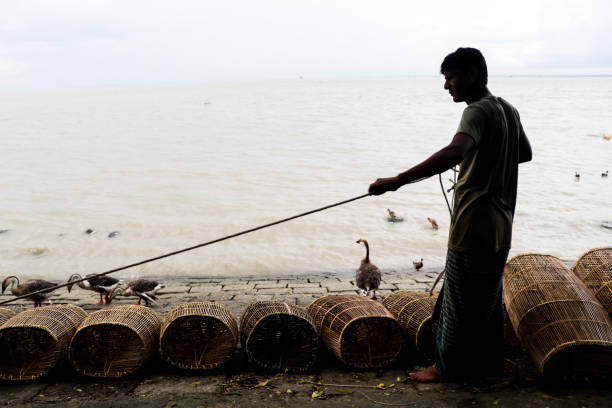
left=67, top=273, right=122, bottom=305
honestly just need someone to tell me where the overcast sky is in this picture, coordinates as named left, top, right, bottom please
left=1, top=0, right=611, bottom=91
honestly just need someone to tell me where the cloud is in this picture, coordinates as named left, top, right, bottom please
left=1, top=0, right=611, bottom=90
left=0, top=58, right=25, bottom=75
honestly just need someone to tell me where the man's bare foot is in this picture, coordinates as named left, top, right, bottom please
left=409, top=365, right=442, bottom=382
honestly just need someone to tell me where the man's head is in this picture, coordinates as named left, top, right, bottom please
left=441, top=47, right=488, bottom=103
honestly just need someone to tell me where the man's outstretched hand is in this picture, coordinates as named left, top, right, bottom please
left=368, top=176, right=401, bottom=196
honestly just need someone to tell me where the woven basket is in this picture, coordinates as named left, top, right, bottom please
left=160, top=302, right=238, bottom=370
left=69, top=305, right=161, bottom=378
left=503, top=254, right=612, bottom=377
left=240, top=301, right=318, bottom=372
left=0, top=308, right=15, bottom=326
left=306, top=294, right=403, bottom=368
left=382, top=291, right=436, bottom=357
left=571, top=247, right=612, bottom=317
left=0, top=305, right=87, bottom=381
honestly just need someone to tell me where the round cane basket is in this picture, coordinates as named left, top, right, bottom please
left=0, top=308, right=15, bottom=326
left=571, top=247, right=612, bottom=317
left=382, top=291, right=436, bottom=357
left=69, top=305, right=160, bottom=378
left=503, top=254, right=612, bottom=377
left=306, top=294, right=403, bottom=368
left=240, top=301, right=318, bottom=372
left=160, top=301, right=238, bottom=370
left=0, top=305, right=87, bottom=381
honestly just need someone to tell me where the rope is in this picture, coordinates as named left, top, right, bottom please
left=429, top=168, right=457, bottom=295
left=0, top=193, right=371, bottom=306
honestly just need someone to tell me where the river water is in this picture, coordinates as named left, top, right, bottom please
left=1, top=76, right=610, bottom=281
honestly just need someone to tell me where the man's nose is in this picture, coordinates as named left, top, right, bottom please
left=443, top=80, right=450, bottom=90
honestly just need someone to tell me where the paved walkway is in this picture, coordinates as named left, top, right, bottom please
left=1, top=267, right=439, bottom=316
left=1, top=267, right=610, bottom=408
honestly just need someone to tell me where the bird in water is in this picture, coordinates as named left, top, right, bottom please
left=602, top=170, right=608, bottom=178
left=2, top=276, right=57, bottom=307
left=387, top=209, right=404, bottom=223
left=427, top=217, right=439, bottom=230
left=355, top=239, right=381, bottom=300
left=413, top=258, right=424, bottom=271
left=67, top=273, right=122, bottom=305
left=574, top=172, right=580, bottom=181
left=112, top=279, right=164, bottom=307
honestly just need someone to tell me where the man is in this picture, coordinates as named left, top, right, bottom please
left=369, top=47, right=532, bottom=382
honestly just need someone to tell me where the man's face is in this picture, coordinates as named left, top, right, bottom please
left=443, top=69, right=472, bottom=103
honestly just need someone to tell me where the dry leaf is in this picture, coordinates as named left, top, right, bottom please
left=256, top=379, right=270, bottom=387
left=311, top=390, right=325, bottom=399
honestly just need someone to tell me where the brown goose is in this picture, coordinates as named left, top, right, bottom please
left=1, top=276, right=56, bottom=307
left=112, top=279, right=164, bottom=307
left=67, top=273, right=122, bottom=305
left=355, top=239, right=381, bottom=300
left=387, top=208, right=404, bottom=222
left=427, top=217, right=439, bottom=230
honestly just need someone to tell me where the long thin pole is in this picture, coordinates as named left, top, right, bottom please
left=0, top=193, right=371, bottom=306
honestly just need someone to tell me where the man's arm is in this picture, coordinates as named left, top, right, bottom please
left=368, top=133, right=475, bottom=195
left=518, top=130, right=532, bottom=163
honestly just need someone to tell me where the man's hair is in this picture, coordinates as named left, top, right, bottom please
left=440, top=47, right=488, bottom=88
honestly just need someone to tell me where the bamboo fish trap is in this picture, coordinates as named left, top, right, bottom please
left=0, top=305, right=87, bottom=381
left=0, top=308, right=15, bottom=326
left=382, top=291, right=436, bottom=358
left=571, top=247, right=612, bottom=317
left=306, top=294, right=403, bottom=368
left=503, top=254, right=612, bottom=377
left=160, top=301, right=238, bottom=370
left=240, top=301, right=318, bottom=372
left=69, top=305, right=160, bottom=378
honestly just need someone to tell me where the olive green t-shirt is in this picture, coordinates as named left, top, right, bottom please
left=448, top=95, right=526, bottom=252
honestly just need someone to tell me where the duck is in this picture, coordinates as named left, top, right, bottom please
left=427, top=217, right=439, bottom=230
left=413, top=258, right=424, bottom=271
left=2, top=276, right=57, bottom=307
left=355, top=239, right=381, bottom=300
left=387, top=208, right=404, bottom=223
left=602, top=170, right=608, bottom=178
left=574, top=172, right=580, bottom=181
left=112, top=279, right=164, bottom=307
left=67, top=273, right=122, bottom=305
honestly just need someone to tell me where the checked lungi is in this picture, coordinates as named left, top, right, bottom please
left=432, top=248, right=509, bottom=379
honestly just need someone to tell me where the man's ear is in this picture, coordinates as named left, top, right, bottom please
left=468, top=67, right=479, bottom=84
